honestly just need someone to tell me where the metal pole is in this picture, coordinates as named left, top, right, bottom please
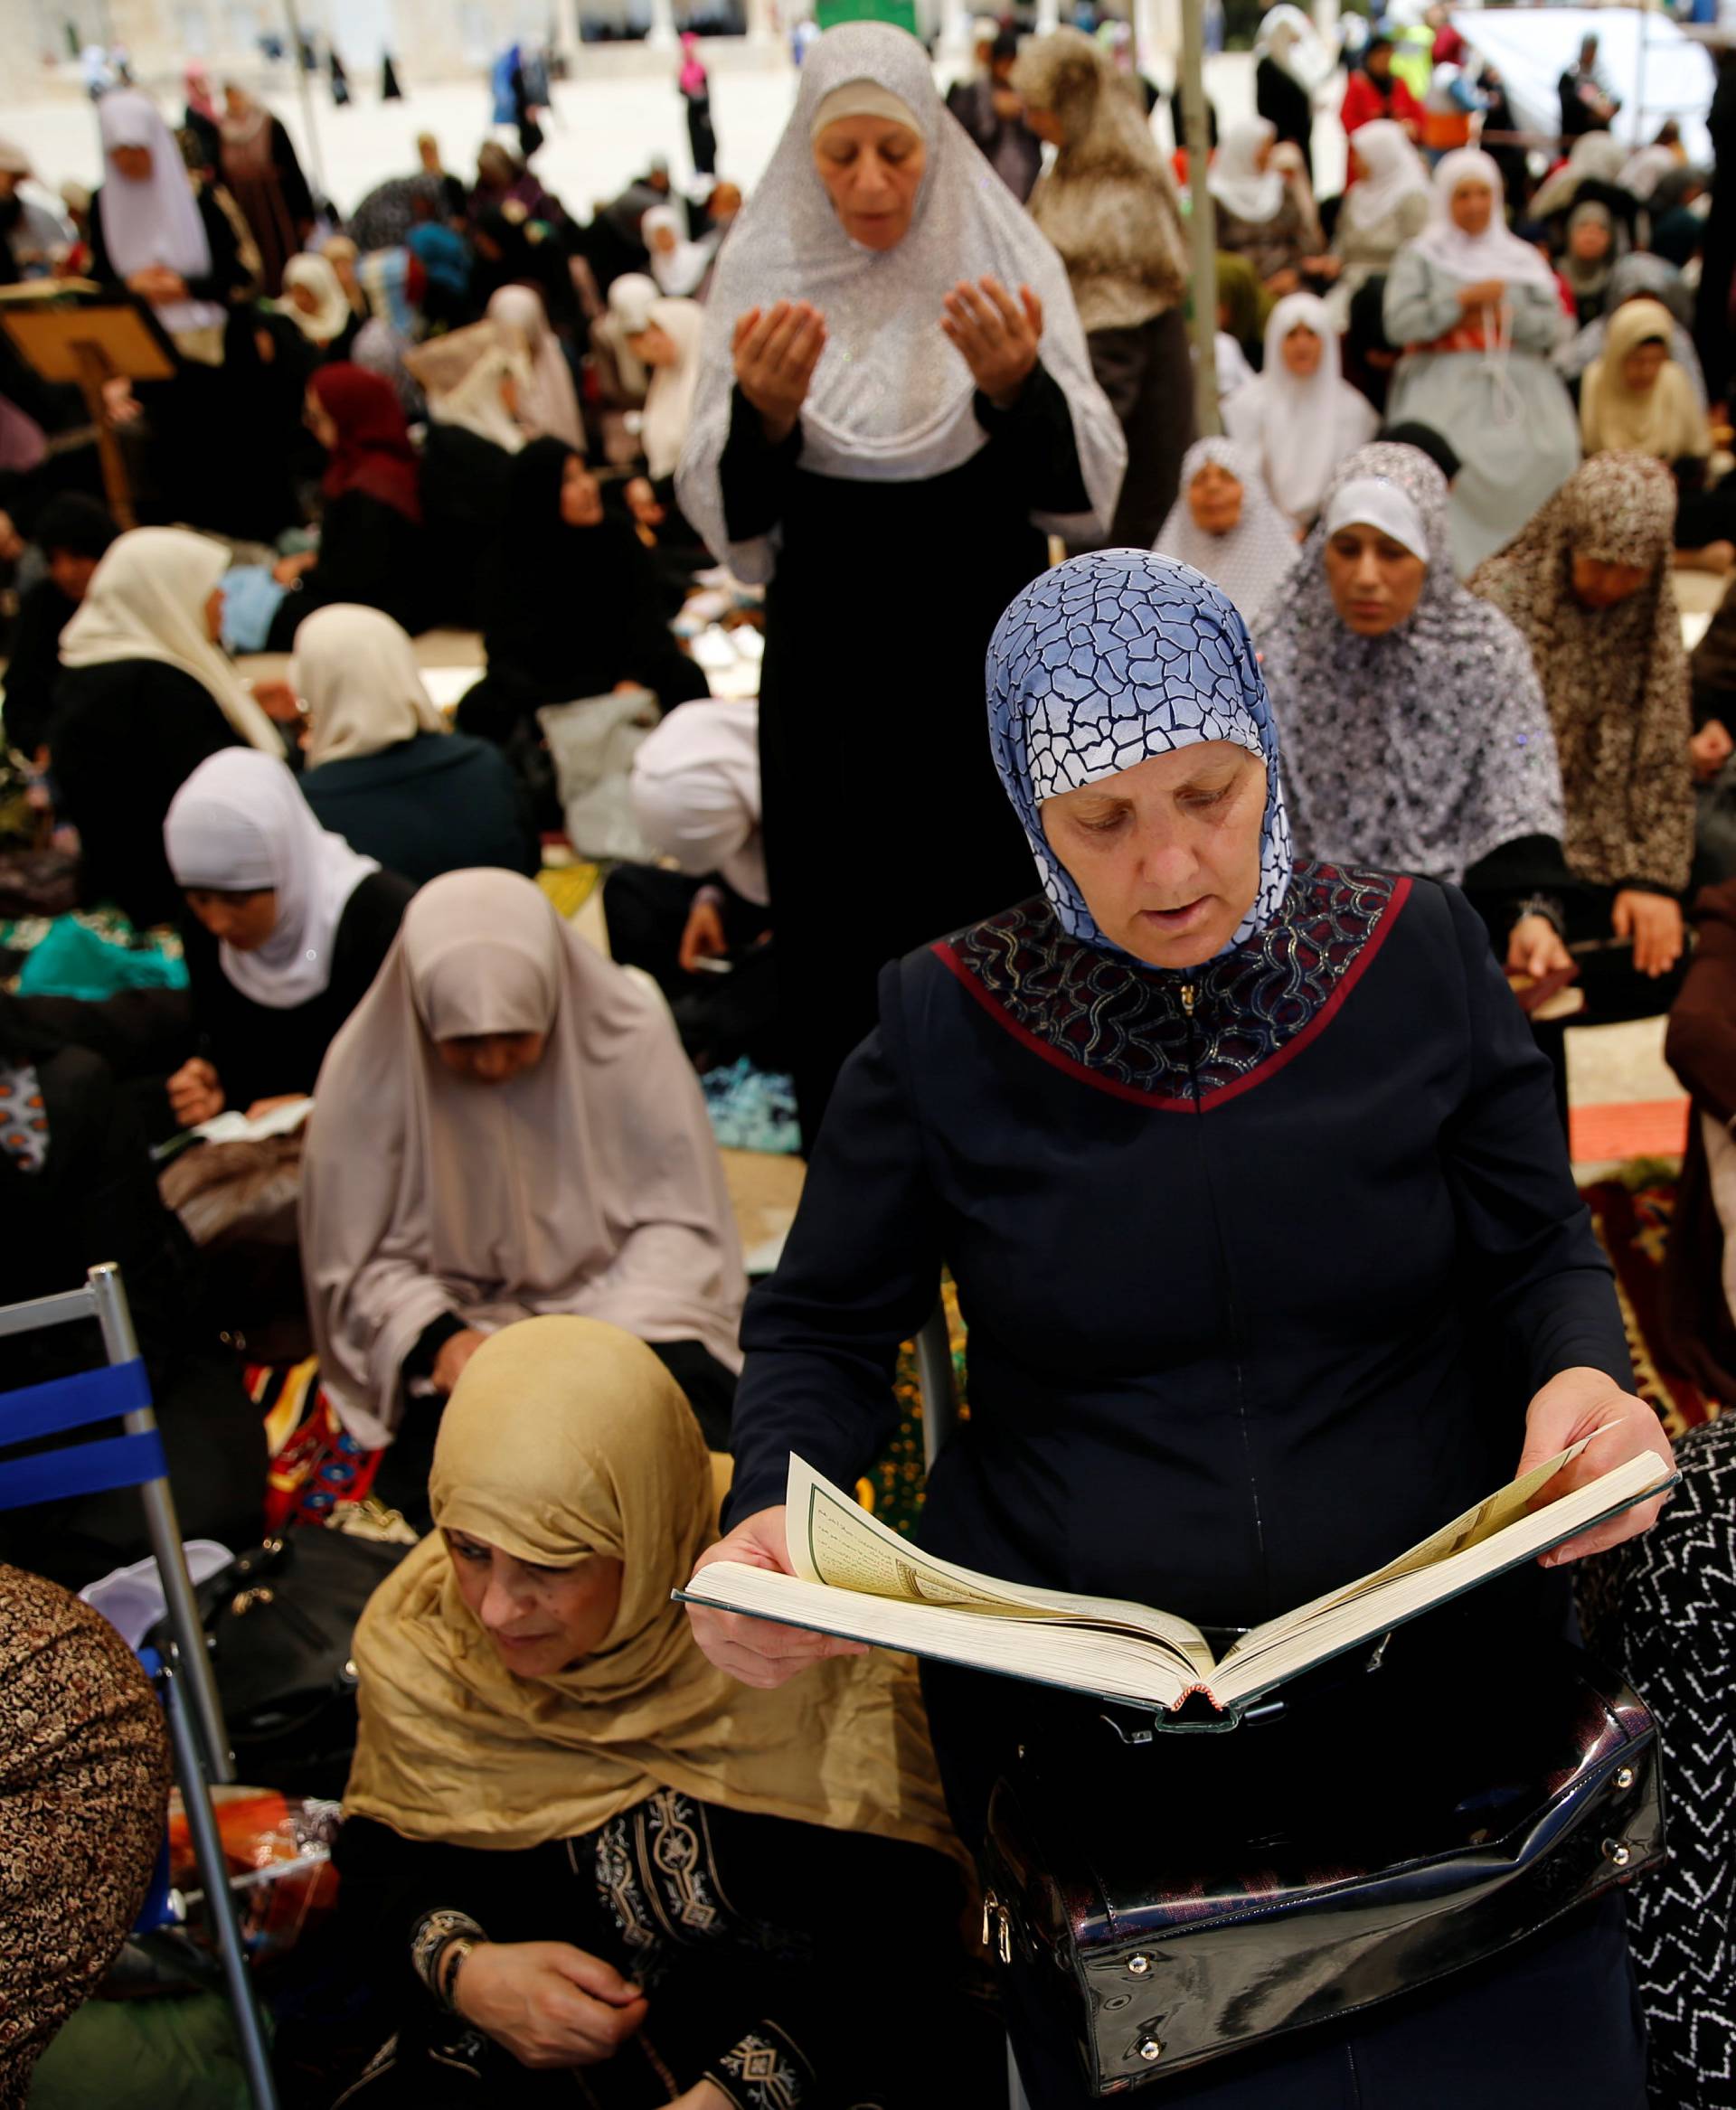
left=915, top=1303, right=958, bottom=1470
left=160, top=1666, right=280, bottom=2108
left=280, top=0, right=327, bottom=203
left=1180, top=0, right=1220, bottom=435
left=1631, top=10, right=1648, bottom=157
left=89, top=1264, right=237, bottom=1789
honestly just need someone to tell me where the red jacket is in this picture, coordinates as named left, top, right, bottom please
left=1340, top=69, right=1425, bottom=141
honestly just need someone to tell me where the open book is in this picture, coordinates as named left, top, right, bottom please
left=677, top=1444, right=1675, bottom=1727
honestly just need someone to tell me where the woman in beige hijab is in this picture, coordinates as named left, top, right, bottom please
left=49, top=526, right=286, bottom=926
left=302, top=869, right=744, bottom=1524
left=334, top=1316, right=980, bottom=2107
left=1580, top=297, right=1712, bottom=465
left=295, top=605, right=539, bottom=886
left=486, top=283, right=586, bottom=453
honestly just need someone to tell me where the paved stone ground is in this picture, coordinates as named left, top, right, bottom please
left=0, top=48, right=1281, bottom=217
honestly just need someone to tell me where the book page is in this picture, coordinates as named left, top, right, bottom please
left=680, top=1561, right=1193, bottom=1713
left=1223, top=1429, right=1608, bottom=1664
left=785, top=1455, right=1214, bottom=1676
left=1213, top=1450, right=1673, bottom=1707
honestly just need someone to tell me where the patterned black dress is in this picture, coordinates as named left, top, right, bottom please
left=329, top=1792, right=992, bottom=2107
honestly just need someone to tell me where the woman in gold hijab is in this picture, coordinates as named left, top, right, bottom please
left=333, top=1315, right=986, bottom=2107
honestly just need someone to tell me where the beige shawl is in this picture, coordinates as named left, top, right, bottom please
left=294, top=603, right=448, bottom=767
left=1013, top=27, right=1187, bottom=334
left=344, top=1316, right=959, bottom=1856
left=59, top=528, right=281, bottom=752
left=1580, top=297, right=1712, bottom=463
left=302, top=869, right=744, bottom=1448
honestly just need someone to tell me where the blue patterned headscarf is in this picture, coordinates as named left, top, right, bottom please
left=986, top=551, right=1293, bottom=955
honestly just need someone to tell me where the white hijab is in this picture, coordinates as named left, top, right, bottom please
left=639, top=295, right=706, bottom=483
left=281, top=252, right=353, bottom=344
left=163, top=749, right=380, bottom=1009
left=1222, top=292, right=1380, bottom=525
left=294, top=604, right=449, bottom=769
left=642, top=203, right=712, bottom=297
left=675, top=21, right=1123, bottom=582
left=1209, top=117, right=1285, bottom=224
left=59, top=528, right=282, bottom=753
left=486, top=284, right=585, bottom=453
left=1342, top=118, right=1430, bottom=233
left=1256, top=5, right=1335, bottom=93
left=628, top=698, right=766, bottom=906
left=1152, top=436, right=1299, bottom=629
left=410, top=321, right=529, bottom=454
left=95, top=90, right=224, bottom=337
left=1408, top=148, right=1558, bottom=289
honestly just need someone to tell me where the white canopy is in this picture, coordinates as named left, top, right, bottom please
left=1449, top=7, right=1714, bottom=162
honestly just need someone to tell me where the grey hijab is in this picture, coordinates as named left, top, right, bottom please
left=1260, top=443, right=1565, bottom=884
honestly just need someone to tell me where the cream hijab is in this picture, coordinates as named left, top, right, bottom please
left=1580, top=297, right=1711, bottom=462
left=344, top=1316, right=958, bottom=1856
left=59, top=528, right=281, bottom=752
left=302, top=869, right=745, bottom=1446
left=408, top=320, right=528, bottom=454
left=639, top=295, right=705, bottom=483
left=281, top=252, right=353, bottom=344
left=486, top=284, right=585, bottom=452
left=295, top=604, right=448, bottom=768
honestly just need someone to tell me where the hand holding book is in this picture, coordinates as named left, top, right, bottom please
left=684, top=1503, right=868, bottom=1690
left=683, top=1413, right=1676, bottom=1723
left=1517, top=1365, right=1676, bottom=1567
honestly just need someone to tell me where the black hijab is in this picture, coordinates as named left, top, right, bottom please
left=482, top=438, right=671, bottom=700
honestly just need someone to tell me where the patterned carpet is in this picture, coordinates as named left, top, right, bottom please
left=1580, top=1166, right=1726, bottom=1437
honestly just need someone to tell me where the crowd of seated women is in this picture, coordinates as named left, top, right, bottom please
left=3, top=24, right=1736, bottom=2110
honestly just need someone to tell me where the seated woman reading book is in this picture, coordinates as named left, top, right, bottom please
left=686, top=551, right=1674, bottom=2109
left=331, top=1315, right=986, bottom=2107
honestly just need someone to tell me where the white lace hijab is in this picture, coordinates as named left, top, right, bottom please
left=675, top=21, right=1124, bottom=582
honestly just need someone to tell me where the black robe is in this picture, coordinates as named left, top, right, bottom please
left=2, top=577, right=80, bottom=760
left=457, top=438, right=708, bottom=756
left=48, top=658, right=251, bottom=928
left=299, top=733, right=539, bottom=889
left=178, top=869, right=413, bottom=1114
left=0, top=999, right=264, bottom=1588
left=716, top=368, right=1090, bottom=1145
left=266, top=489, right=430, bottom=648
left=724, top=863, right=1645, bottom=2106
left=322, top=1794, right=987, bottom=2108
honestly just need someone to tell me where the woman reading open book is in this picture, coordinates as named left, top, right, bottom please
left=685, top=550, right=1674, bottom=2108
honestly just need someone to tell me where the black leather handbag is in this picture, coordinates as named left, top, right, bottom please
left=979, top=1645, right=1664, bottom=2095
left=148, top=1526, right=410, bottom=1799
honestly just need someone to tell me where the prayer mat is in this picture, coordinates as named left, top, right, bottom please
left=703, top=1057, right=800, bottom=1154
left=861, top=1279, right=967, bottom=1539
left=250, top=1356, right=381, bottom=1530
left=535, top=859, right=600, bottom=920
left=1, top=904, right=184, bottom=996
left=1580, top=1165, right=1725, bottom=1436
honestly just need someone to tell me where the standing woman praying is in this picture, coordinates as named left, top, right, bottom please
left=676, top=21, right=1123, bottom=1144
left=1012, top=26, right=1195, bottom=547
left=1383, top=149, right=1580, bottom=573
